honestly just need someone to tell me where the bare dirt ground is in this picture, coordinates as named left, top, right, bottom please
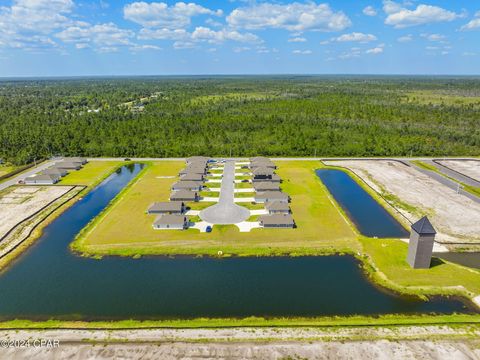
left=1, top=327, right=479, bottom=359
left=438, top=160, right=480, bottom=182
left=0, top=186, right=73, bottom=239
left=324, top=160, right=480, bottom=244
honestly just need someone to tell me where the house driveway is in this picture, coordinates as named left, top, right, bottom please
left=199, top=160, right=250, bottom=225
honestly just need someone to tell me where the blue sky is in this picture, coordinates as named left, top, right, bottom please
left=0, top=0, right=479, bottom=76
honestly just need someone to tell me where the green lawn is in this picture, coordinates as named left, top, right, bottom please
left=73, top=161, right=359, bottom=256
left=60, top=161, right=123, bottom=188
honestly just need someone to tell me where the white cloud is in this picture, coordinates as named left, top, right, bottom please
left=363, top=6, right=377, bottom=17
left=366, top=43, right=385, bottom=54
left=130, top=44, right=162, bottom=51
left=366, top=47, right=383, bottom=54
left=334, top=32, right=377, bottom=43
left=0, top=0, right=74, bottom=49
left=288, top=37, right=307, bottom=42
left=460, top=12, right=480, bottom=31
left=421, top=33, right=446, bottom=42
left=233, top=46, right=250, bottom=53
left=124, top=2, right=222, bottom=29
left=191, top=26, right=261, bottom=44
left=227, top=2, right=351, bottom=32
left=138, top=28, right=190, bottom=41
left=292, top=49, right=312, bottom=55
left=56, top=22, right=134, bottom=50
left=397, top=34, right=413, bottom=42
left=383, top=1, right=462, bottom=28
left=173, top=40, right=196, bottom=49
left=338, top=48, right=362, bottom=59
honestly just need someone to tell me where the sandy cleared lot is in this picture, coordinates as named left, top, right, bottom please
left=0, top=186, right=73, bottom=239
left=438, top=160, right=480, bottom=182
left=0, top=327, right=479, bottom=359
left=324, top=160, right=480, bottom=244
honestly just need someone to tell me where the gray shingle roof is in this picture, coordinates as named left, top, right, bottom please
left=259, top=214, right=294, bottom=226
left=148, top=202, right=184, bottom=213
left=153, top=214, right=187, bottom=226
left=412, top=216, right=436, bottom=235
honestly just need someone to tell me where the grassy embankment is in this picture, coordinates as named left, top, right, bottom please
left=1, top=314, right=480, bottom=330
left=413, top=160, right=480, bottom=198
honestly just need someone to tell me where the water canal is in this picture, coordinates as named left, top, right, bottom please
left=316, top=169, right=410, bottom=238
left=0, top=164, right=474, bottom=320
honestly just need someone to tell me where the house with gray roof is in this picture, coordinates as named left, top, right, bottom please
left=25, top=174, right=60, bottom=185
left=64, top=157, right=88, bottom=164
left=186, top=156, right=211, bottom=165
left=180, top=173, right=204, bottom=182
left=253, top=182, right=280, bottom=192
left=147, top=201, right=185, bottom=214
left=172, top=181, right=203, bottom=191
left=252, top=174, right=281, bottom=183
left=259, top=214, right=294, bottom=228
left=170, top=190, right=199, bottom=202
left=250, top=159, right=276, bottom=169
left=255, top=191, right=289, bottom=203
left=265, top=201, right=290, bottom=214
left=42, top=167, right=68, bottom=177
left=153, top=214, right=188, bottom=230
left=179, top=167, right=207, bottom=176
left=56, top=161, right=82, bottom=170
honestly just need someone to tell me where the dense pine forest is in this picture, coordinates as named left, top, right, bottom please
left=0, top=76, right=479, bottom=165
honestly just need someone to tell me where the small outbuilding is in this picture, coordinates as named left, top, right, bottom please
left=407, top=216, right=436, bottom=269
left=259, top=214, right=294, bottom=228
left=170, top=190, right=199, bottom=202
left=253, top=182, right=280, bottom=192
left=24, top=174, right=60, bottom=185
left=255, top=191, right=289, bottom=204
left=41, top=167, right=68, bottom=177
left=171, top=181, right=203, bottom=191
left=147, top=201, right=185, bottom=214
left=153, top=214, right=188, bottom=230
left=265, top=201, right=291, bottom=214
left=56, top=161, right=82, bottom=170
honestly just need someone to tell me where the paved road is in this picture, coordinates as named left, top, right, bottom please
left=199, top=160, right=250, bottom=225
left=429, top=160, right=480, bottom=187
left=408, top=161, right=480, bottom=204
left=0, top=160, right=57, bottom=192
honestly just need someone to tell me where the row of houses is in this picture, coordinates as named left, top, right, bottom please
left=24, top=158, right=87, bottom=185
left=148, top=156, right=212, bottom=230
left=246, top=157, right=295, bottom=228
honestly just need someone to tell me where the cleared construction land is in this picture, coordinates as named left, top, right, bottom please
left=438, top=160, right=480, bottom=182
left=72, top=161, right=358, bottom=256
left=0, top=186, right=74, bottom=239
left=324, top=160, right=480, bottom=245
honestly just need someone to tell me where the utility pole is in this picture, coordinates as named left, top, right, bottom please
left=314, top=148, right=317, bottom=158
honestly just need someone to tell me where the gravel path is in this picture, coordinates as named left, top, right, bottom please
left=199, top=160, right=250, bottom=224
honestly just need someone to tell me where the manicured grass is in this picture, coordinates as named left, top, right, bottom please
left=73, top=161, right=359, bottom=256
left=360, top=237, right=480, bottom=296
left=60, top=161, right=123, bottom=188
left=235, top=182, right=253, bottom=189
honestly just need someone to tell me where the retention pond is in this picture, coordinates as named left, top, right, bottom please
left=316, top=169, right=409, bottom=238
left=0, top=164, right=475, bottom=320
